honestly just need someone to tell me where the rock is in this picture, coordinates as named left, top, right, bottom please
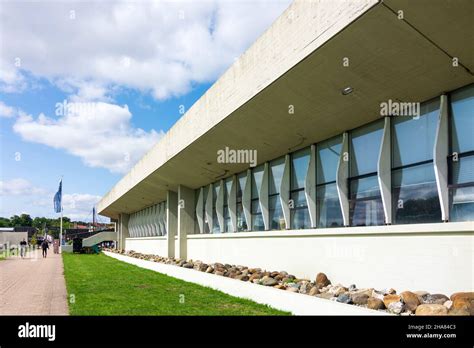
left=413, top=290, right=429, bottom=297
left=350, top=288, right=373, bottom=298
left=452, top=297, right=472, bottom=314
left=298, top=281, right=312, bottom=294
left=448, top=307, right=470, bottom=316
left=182, top=262, right=194, bottom=269
left=308, top=287, right=319, bottom=296
left=261, top=276, right=277, bottom=286
left=372, top=290, right=385, bottom=300
left=421, top=294, right=449, bottom=305
left=270, top=271, right=280, bottom=277
left=388, top=301, right=404, bottom=314
left=315, top=273, right=331, bottom=288
left=273, top=284, right=285, bottom=290
left=450, top=292, right=474, bottom=302
left=329, top=286, right=347, bottom=297
left=351, top=294, right=369, bottom=305
left=316, top=292, right=335, bottom=300
left=287, top=287, right=299, bottom=293
left=214, top=271, right=224, bottom=276
left=383, top=288, right=397, bottom=295
left=444, top=300, right=453, bottom=310
left=415, top=304, right=448, bottom=316
left=383, top=294, right=401, bottom=308
left=401, top=291, right=420, bottom=312
left=249, top=273, right=262, bottom=281
left=205, top=266, right=214, bottom=273
left=367, top=297, right=385, bottom=310
left=336, top=294, right=351, bottom=304
left=235, top=275, right=249, bottom=282
left=348, top=284, right=357, bottom=292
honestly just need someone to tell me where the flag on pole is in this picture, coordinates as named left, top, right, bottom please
left=54, top=179, right=62, bottom=213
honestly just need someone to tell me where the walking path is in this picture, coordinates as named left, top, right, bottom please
left=0, top=248, right=69, bottom=315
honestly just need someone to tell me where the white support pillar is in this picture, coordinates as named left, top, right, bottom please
left=306, top=145, right=317, bottom=228
left=260, top=163, right=269, bottom=230
left=166, top=191, right=177, bottom=258
left=216, top=180, right=225, bottom=233
left=196, top=188, right=204, bottom=234
left=434, top=94, right=450, bottom=221
left=378, top=117, right=392, bottom=225
left=243, top=169, right=252, bottom=231
left=205, top=184, right=213, bottom=233
left=119, top=213, right=130, bottom=251
left=229, top=176, right=237, bottom=232
left=280, top=154, right=291, bottom=229
left=337, top=132, right=350, bottom=226
left=178, top=185, right=195, bottom=259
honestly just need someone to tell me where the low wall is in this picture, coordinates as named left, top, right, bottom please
left=0, top=232, right=28, bottom=249
left=185, top=222, right=473, bottom=295
left=125, top=237, right=168, bottom=256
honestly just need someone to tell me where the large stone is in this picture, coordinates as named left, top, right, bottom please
left=308, top=287, right=319, bottom=296
left=401, top=291, right=420, bottom=312
left=450, top=292, right=474, bottom=302
left=287, top=287, right=299, bottom=293
left=316, top=293, right=334, bottom=300
left=274, top=284, right=285, bottom=290
left=350, top=288, right=373, bottom=298
left=383, top=294, right=401, bottom=308
left=452, top=297, right=473, bottom=315
left=367, top=297, right=385, bottom=310
left=315, top=273, right=331, bottom=288
left=351, top=294, right=369, bottom=305
left=249, top=273, right=262, bottom=281
left=298, top=281, right=313, bottom=294
left=261, top=276, right=277, bottom=286
left=205, top=266, right=214, bottom=273
left=372, top=290, right=385, bottom=300
left=336, top=294, right=351, bottom=304
left=421, top=294, right=449, bottom=305
left=214, top=271, right=225, bottom=276
left=329, top=285, right=347, bottom=297
left=387, top=301, right=404, bottom=314
left=415, top=304, right=448, bottom=316
left=182, top=262, right=194, bottom=269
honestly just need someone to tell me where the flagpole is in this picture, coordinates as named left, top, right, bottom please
left=59, top=175, right=63, bottom=254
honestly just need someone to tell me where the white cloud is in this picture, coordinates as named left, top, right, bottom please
left=0, top=178, right=46, bottom=196
left=13, top=102, right=163, bottom=173
left=0, top=101, right=16, bottom=118
left=0, top=0, right=291, bottom=100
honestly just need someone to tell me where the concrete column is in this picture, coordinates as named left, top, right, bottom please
left=306, top=144, right=317, bottom=227
left=229, top=176, right=237, bottom=232
left=378, top=117, right=392, bottom=224
left=243, top=169, right=252, bottom=231
left=337, top=132, right=350, bottom=226
left=434, top=95, right=449, bottom=221
left=280, top=154, right=291, bottom=229
left=166, top=190, right=178, bottom=258
left=177, top=185, right=195, bottom=260
left=260, top=163, right=269, bottom=230
left=118, top=213, right=130, bottom=251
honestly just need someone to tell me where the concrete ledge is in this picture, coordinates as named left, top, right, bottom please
left=103, top=251, right=388, bottom=316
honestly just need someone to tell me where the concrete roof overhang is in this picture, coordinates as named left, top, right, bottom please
left=98, top=0, right=474, bottom=219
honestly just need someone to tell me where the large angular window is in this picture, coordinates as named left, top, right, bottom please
left=223, top=177, right=233, bottom=232
left=251, top=165, right=265, bottom=231
left=269, top=157, right=285, bottom=230
left=212, top=182, right=220, bottom=233
left=202, top=186, right=210, bottom=233
left=449, top=84, right=474, bottom=221
left=290, top=148, right=310, bottom=229
left=316, top=135, right=343, bottom=228
left=236, top=172, right=248, bottom=231
left=349, top=120, right=384, bottom=226
left=391, top=98, right=441, bottom=224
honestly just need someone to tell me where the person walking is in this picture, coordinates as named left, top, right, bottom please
left=41, top=239, right=49, bottom=258
left=19, top=238, right=27, bottom=258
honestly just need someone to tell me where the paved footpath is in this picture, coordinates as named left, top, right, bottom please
left=0, top=249, right=69, bottom=315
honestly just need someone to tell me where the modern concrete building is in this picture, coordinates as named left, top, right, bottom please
left=98, top=0, right=474, bottom=295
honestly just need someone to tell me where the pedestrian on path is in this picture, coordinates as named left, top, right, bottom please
left=41, top=240, right=49, bottom=258
left=19, top=239, right=28, bottom=258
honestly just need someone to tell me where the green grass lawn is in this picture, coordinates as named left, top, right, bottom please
left=62, top=253, right=289, bottom=316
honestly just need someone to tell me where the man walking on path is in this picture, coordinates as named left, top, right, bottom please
left=19, top=238, right=27, bottom=258
left=41, top=239, right=49, bottom=258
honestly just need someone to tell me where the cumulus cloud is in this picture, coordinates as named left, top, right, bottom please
left=0, top=101, right=16, bottom=118
left=0, top=178, right=46, bottom=196
left=13, top=102, right=163, bottom=173
left=0, top=0, right=291, bottom=100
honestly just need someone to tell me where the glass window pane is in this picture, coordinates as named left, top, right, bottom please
left=269, top=157, right=285, bottom=195
left=269, top=194, right=285, bottom=230
left=236, top=203, right=247, bottom=232
left=451, top=84, right=474, bottom=154
left=251, top=199, right=264, bottom=231
left=451, top=155, right=474, bottom=185
left=350, top=120, right=384, bottom=176
left=392, top=99, right=439, bottom=167
left=317, top=135, right=342, bottom=184
left=202, top=186, right=210, bottom=233
left=290, top=190, right=309, bottom=229
left=317, top=183, right=343, bottom=228
left=251, top=165, right=264, bottom=199
left=290, top=148, right=310, bottom=190
left=349, top=175, right=384, bottom=226
left=237, top=172, right=247, bottom=199
left=450, top=186, right=474, bottom=222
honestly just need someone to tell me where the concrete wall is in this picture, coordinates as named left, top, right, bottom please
left=0, top=232, right=28, bottom=249
left=180, top=222, right=472, bottom=295
left=125, top=237, right=168, bottom=256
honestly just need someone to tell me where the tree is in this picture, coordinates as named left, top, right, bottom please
left=0, top=217, right=11, bottom=227
left=18, top=214, right=33, bottom=227
left=10, top=215, right=21, bottom=226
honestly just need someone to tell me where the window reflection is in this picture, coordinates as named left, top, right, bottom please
left=269, top=157, right=285, bottom=230
left=290, top=148, right=310, bottom=229
left=236, top=172, right=247, bottom=231
left=251, top=165, right=265, bottom=231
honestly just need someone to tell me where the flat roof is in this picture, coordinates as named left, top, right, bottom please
left=98, top=0, right=474, bottom=219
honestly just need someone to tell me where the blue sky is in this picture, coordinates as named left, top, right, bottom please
left=0, top=0, right=291, bottom=221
